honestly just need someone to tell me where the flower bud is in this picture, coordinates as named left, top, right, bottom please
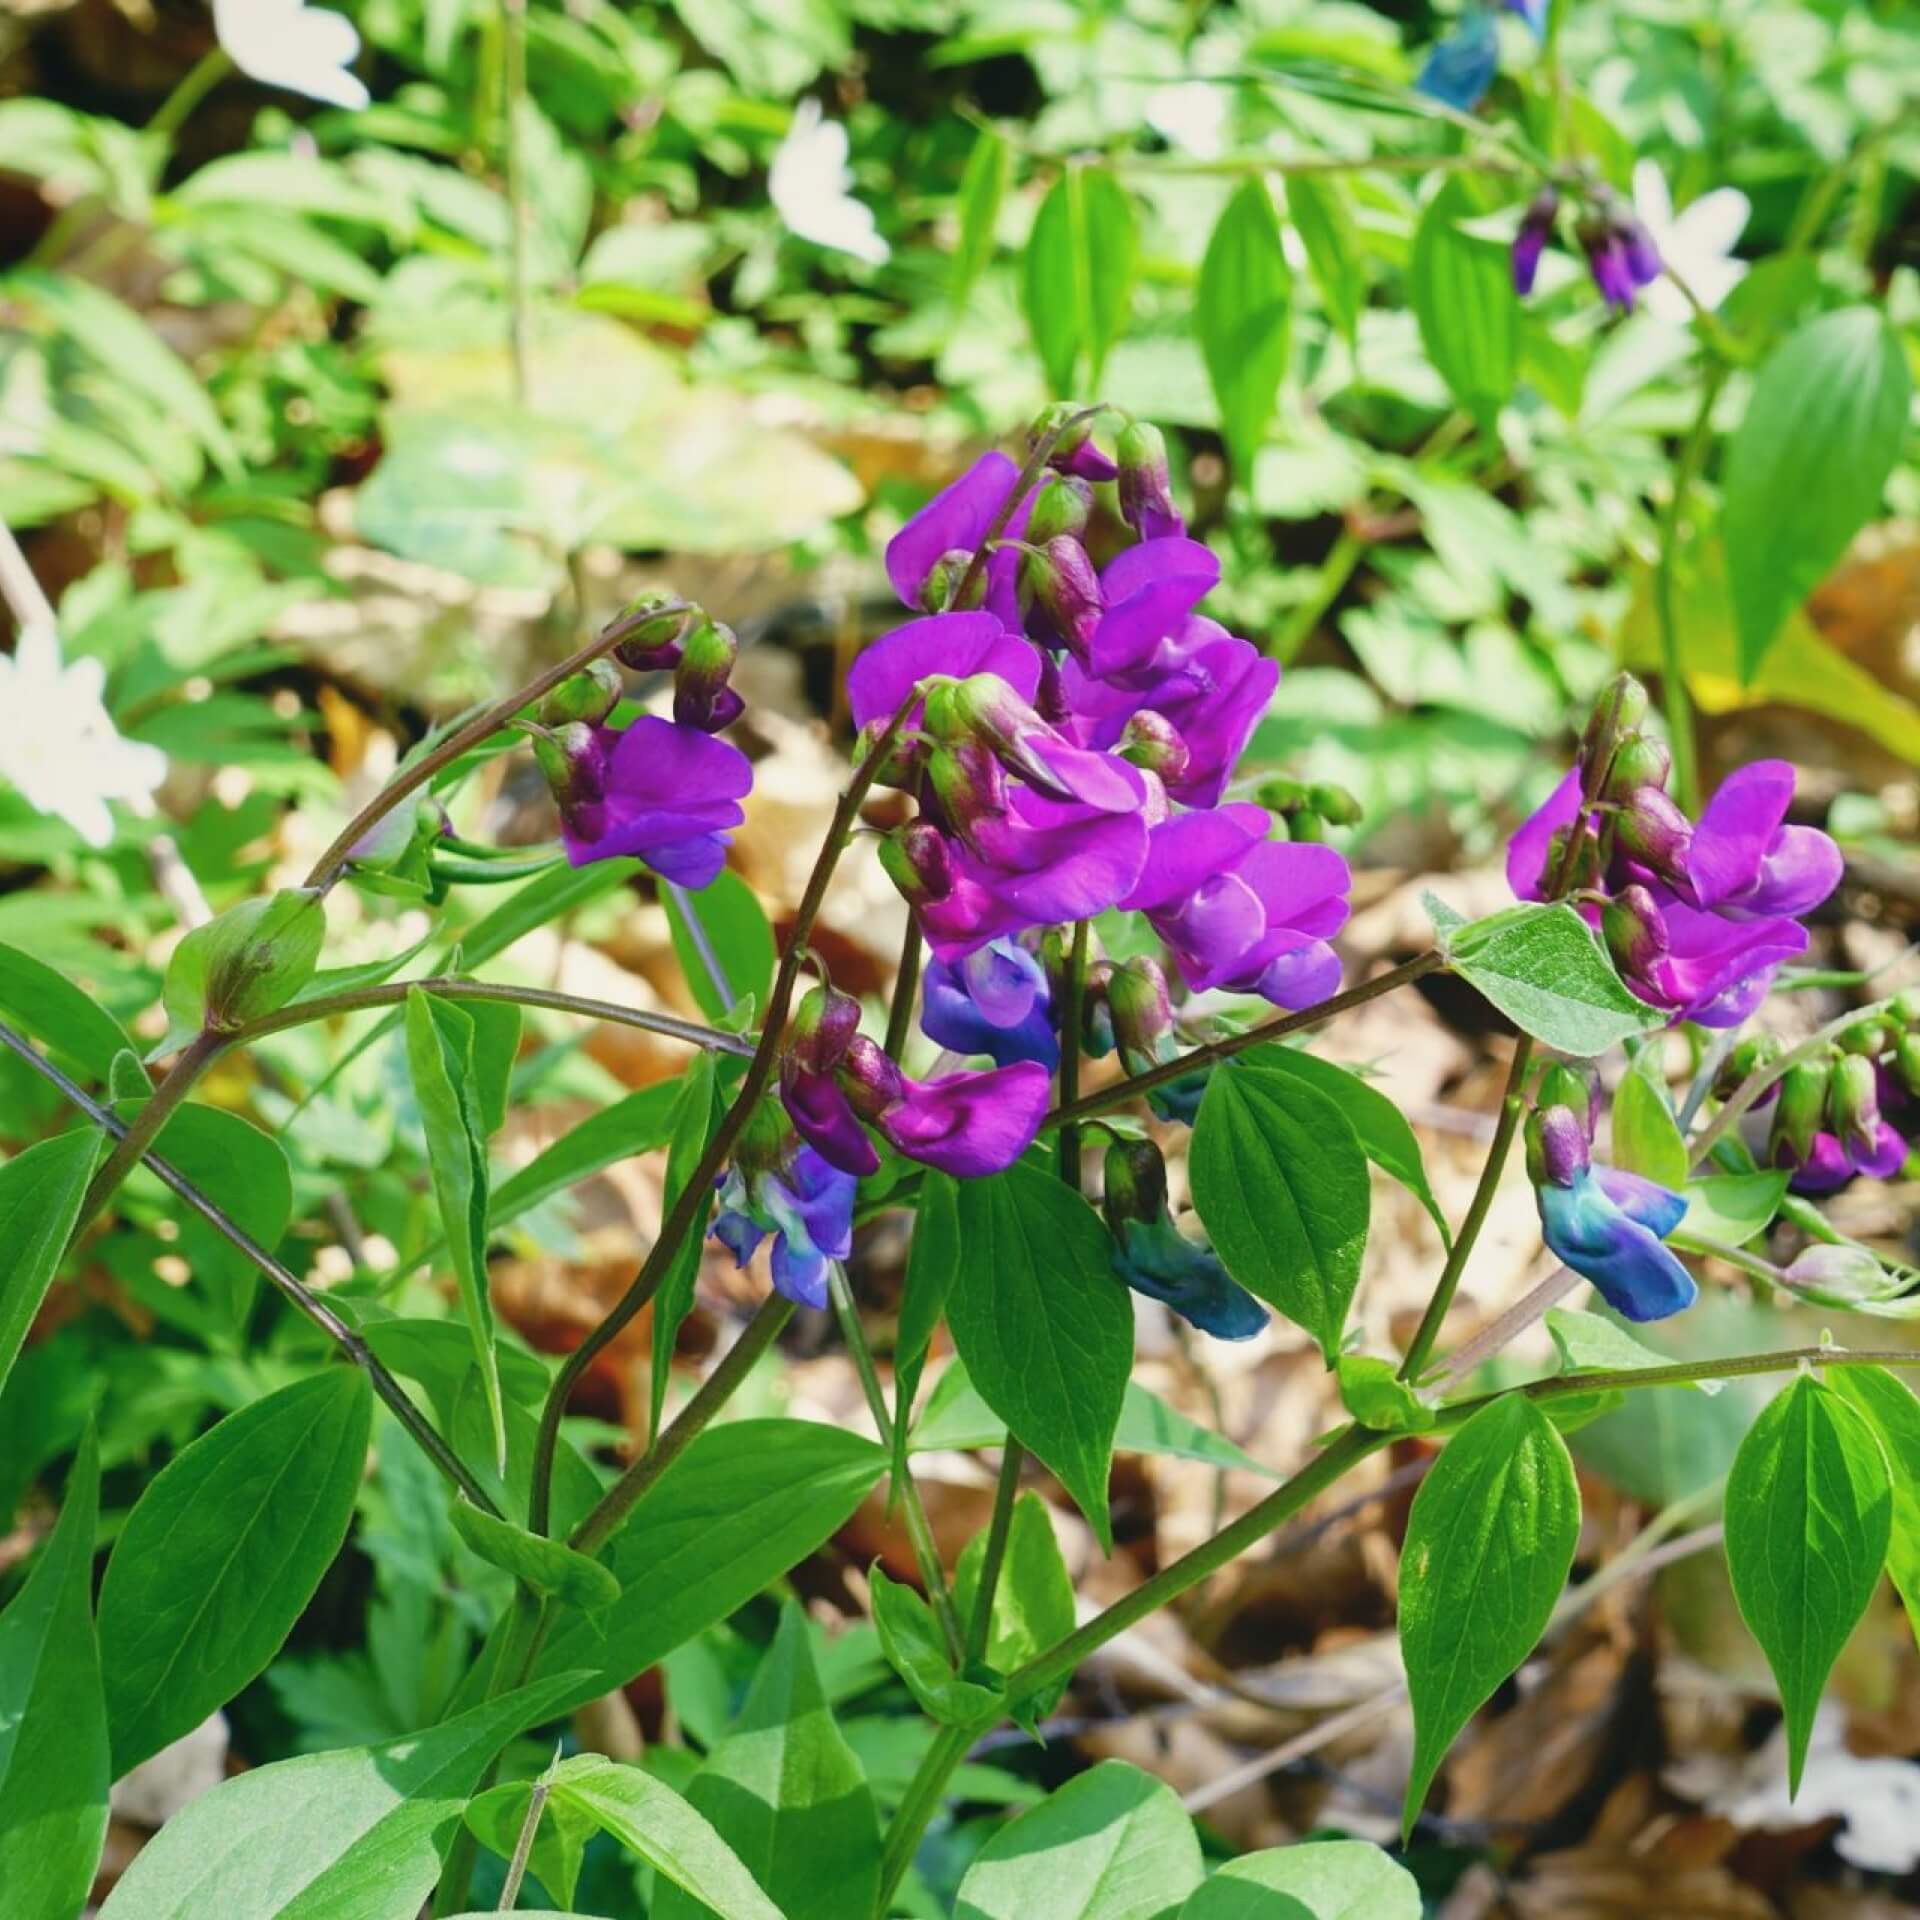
left=673, top=618, right=744, bottom=733
left=1117, top=710, right=1190, bottom=782
left=878, top=821, right=955, bottom=906
left=925, top=741, right=1008, bottom=835
left=789, top=981, right=861, bottom=1076
left=1018, top=536, right=1102, bottom=661
left=1713, top=1033, right=1782, bottom=1100
left=1782, top=1244, right=1898, bottom=1308
left=1889, top=991, right=1920, bottom=1032
left=1602, top=732, right=1672, bottom=799
left=1029, top=401, right=1105, bottom=475
left=1255, top=776, right=1311, bottom=815
left=854, top=718, right=921, bottom=790
left=1896, top=1032, right=1920, bottom=1101
left=1290, top=810, right=1331, bottom=843
left=837, top=1033, right=906, bottom=1121
left=1102, top=1136, right=1170, bottom=1236
left=1116, top=419, right=1182, bottom=540
left=941, top=673, right=1079, bottom=797
left=1080, top=958, right=1115, bottom=1056
left=921, top=549, right=987, bottom=614
left=1536, top=1062, right=1596, bottom=1137
left=1770, top=1057, right=1830, bottom=1166
left=1307, top=782, right=1363, bottom=827
left=1602, top=883, right=1668, bottom=983
left=163, top=887, right=327, bottom=1041
left=1612, top=786, right=1692, bottom=881
left=1108, top=955, right=1176, bottom=1077
left=1828, top=1052, right=1883, bottom=1161
left=609, top=593, right=692, bottom=670
left=733, top=1091, right=799, bottom=1184
left=539, top=658, right=623, bottom=728
left=1525, top=1104, right=1591, bottom=1188
left=1837, top=1019, right=1890, bottom=1059
left=1543, top=821, right=1601, bottom=893
left=532, top=721, right=608, bottom=837
left=1579, top=672, right=1650, bottom=786
left=1025, top=473, right=1093, bottom=544
left=1511, top=186, right=1558, bottom=296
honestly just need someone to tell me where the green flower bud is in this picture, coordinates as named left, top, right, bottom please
left=1102, top=1136, right=1170, bottom=1236
left=1307, top=783, right=1363, bottom=827
left=1896, top=1032, right=1920, bottom=1101
left=608, top=593, right=692, bottom=670
left=1889, top=991, right=1920, bottom=1031
left=1254, top=777, right=1311, bottom=815
left=538, top=657, right=623, bottom=728
left=789, top=982, right=861, bottom=1076
left=1578, top=672, right=1650, bottom=787
left=1025, top=473, right=1093, bottom=544
left=1536, top=1062, right=1596, bottom=1134
left=1837, top=1019, right=1891, bottom=1059
left=1771, top=1057, right=1830, bottom=1166
left=1290, top=810, right=1330, bottom=843
left=1713, top=1033, right=1781, bottom=1100
left=1827, top=1052, right=1883, bottom=1160
left=1603, top=733, right=1671, bottom=799
left=163, top=887, right=327, bottom=1042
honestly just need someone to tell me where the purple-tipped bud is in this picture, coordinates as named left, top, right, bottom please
left=1602, top=884, right=1669, bottom=983
left=1526, top=1103, right=1592, bottom=1188
left=610, top=594, right=692, bottom=671
left=837, top=1033, right=907, bottom=1121
left=1307, top=782, right=1364, bottom=827
left=1108, top=955, right=1176, bottom=1076
left=532, top=721, right=609, bottom=838
left=1026, top=473, right=1093, bottom=544
left=1081, top=958, right=1115, bottom=1056
left=1578, top=672, right=1651, bottom=783
left=1604, top=734, right=1671, bottom=798
left=540, top=657, right=623, bottom=728
left=1029, top=401, right=1110, bottom=479
left=1102, top=1136, right=1171, bottom=1236
left=1771, top=1058, right=1830, bottom=1166
left=1512, top=186, right=1557, bottom=296
left=1580, top=221, right=1636, bottom=312
left=925, top=740, right=1009, bottom=835
left=789, top=981, right=861, bottom=1076
left=1828, top=1053, right=1883, bottom=1161
left=921, top=549, right=988, bottom=614
left=940, top=673, right=1088, bottom=799
left=1536, top=1061, right=1597, bottom=1137
left=1714, top=1033, right=1782, bottom=1100
left=1019, top=535, right=1103, bottom=662
left=1116, top=419, right=1182, bottom=540
left=853, top=718, right=922, bottom=791
left=878, top=821, right=956, bottom=905
left=1613, top=786, right=1692, bottom=881
left=673, top=618, right=743, bottom=733
left=1622, top=215, right=1662, bottom=289
left=1117, top=710, right=1190, bottom=782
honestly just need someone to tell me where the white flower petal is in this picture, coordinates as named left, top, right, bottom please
left=212, top=0, right=367, bottom=111
left=1632, top=159, right=1675, bottom=235
left=1672, top=186, right=1751, bottom=259
left=769, top=98, right=889, bottom=266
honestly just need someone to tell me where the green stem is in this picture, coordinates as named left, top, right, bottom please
left=500, top=0, right=532, bottom=408
left=236, top=976, right=752, bottom=1059
left=496, top=1763, right=551, bottom=1910
left=528, top=698, right=913, bottom=1535
left=883, top=909, right=924, bottom=1062
left=1270, top=528, right=1362, bottom=664
left=1452, top=1344, right=1920, bottom=1413
left=965, top=1443, right=1025, bottom=1665
left=828, top=1266, right=965, bottom=1663
left=1044, top=950, right=1443, bottom=1132
left=146, top=45, right=232, bottom=145
left=876, top=1722, right=974, bottom=1913
left=72, top=1029, right=223, bottom=1237
left=1056, top=920, right=1090, bottom=1189
left=302, top=599, right=695, bottom=894
left=567, top=1294, right=794, bottom=1558
left=1654, top=364, right=1727, bottom=816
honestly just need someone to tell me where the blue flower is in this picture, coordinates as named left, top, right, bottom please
left=920, top=938, right=1059, bottom=1070
left=1415, top=12, right=1499, bottom=112
left=712, top=1146, right=855, bottom=1312
left=1113, top=1215, right=1269, bottom=1341
left=1503, top=0, right=1548, bottom=38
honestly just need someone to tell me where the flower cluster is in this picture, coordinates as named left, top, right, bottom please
left=1508, top=685, right=1841, bottom=1028
left=534, top=604, right=754, bottom=889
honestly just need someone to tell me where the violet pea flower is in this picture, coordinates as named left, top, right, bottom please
left=1685, top=761, right=1844, bottom=920
left=712, top=1147, right=856, bottom=1312
left=1102, top=1138, right=1265, bottom=1339
left=921, top=938, right=1059, bottom=1070
left=1603, top=883, right=1808, bottom=1029
left=1530, top=1105, right=1696, bottom=1322
left=847, top=611, right=1041, bottom=735
left=885, top=453, right=1035, bottom=614
left=558, top=716, right=753, bottom=889
left=1086, top=538, right=1222, bottom=683
left=1776, top=1124, right=1909, bottom=1197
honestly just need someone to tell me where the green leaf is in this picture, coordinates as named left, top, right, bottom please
left=0, top=1130, right=97, bottom=1398
left=664, top=870, right=775, bottom=1022
left=1721, top=307, right=1912, bottom=680
left=98, top=1370, right=372, bottom=1775
left=651, top=1050, right=722, bottom=1437
left=1723, top=1375, right=1892, bottom=1793
left=894, top=1169, right=961, bottom=1500
left=404, top=987, right=504, bottom=1468
left=1408, top=182, right=1519, bottom=429
left=1286, top=176, right=1363, bottom=354
left=953, top=126, right=1011, bottom=306
left=0, top=941, right=143, bottom=1084
left=488, top=1080, right=681, bottom=1229
left=953, top=1760, right=1204, bottom=1920
left=945, top=1161, right=1133, bottom=1552
left=464, top=994, right=521, bottom=1138
left=466, top=1770, right=596, bottom=1911
left=1399, top=1394, right=1580, bottom=1833
left=1675, top=1171, right=1788, bottom=1251
left=1827, top=1367, right=1920, bottom=1652
left=651, top=1602, right=882, bottom=1920
left=0, top=1429, right=107, bottom=1920
left=534, top=1421, right=887, bottom=1716
left=1442, top=903, right=1659, bottom=1056
left=96, top=1675, right=587, bottom=1919
left=872, top=1564, right=1003, bottom=1723
left=460, top=858, right=643, bottom=967
left=160, top=887, right=326, bottom=1048
left=1021, top=164, right=1136, bottom=395
left=448, top=1499, right=621, bottom=1611
left=1180, top=1840, right=1420, bottom=1920
left=953, top=1491, right=1077, bottom=1727
left=1546, top=1306, right=1683, bottom=1380
left=1238, top=1045, right=1449, bottom=1245
left=1611, top=1055, right=1687, bottom=1189
left=1196, top=177, right=1293, bottom=476
left=1190, top=1062, right=1370, bottom=1365
left=1336, top=1356, right=1434, bottom=1434
left=543, top=1754, right=785, bottom=1920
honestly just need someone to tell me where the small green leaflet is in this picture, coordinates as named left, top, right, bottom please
left=1721, top=307, right=1912, bottom=680
left=651, top=1050, right=722, bottom=1439
left=952, top=125, right=1010, bottom=306
left=1828, top=1367, right=1920, bottom=1653
left=404, top=987, right=504, bottom=1468
left=1286, top=176, right=1363, bottom=355
left=1196, top=176, right=1292, bottom=477
left=953, top=1491, right=1077, bottom=1726
left=0, top=1129, right=97, bottom=1398
left=449, top=1499, right=620, bottom=1611
left=1675, top=1172, right=1788, bottom=1251
left=1545, top=1306, right=1685, bottom=1381
left=1180, top=1840, right=1421, bottom=1920
left=872, top=1566, right=1002, bottom=1726
left=1021, top=164, right=1136, bottom=395
left=1399, top=1395, right=1580, bottom=1834
left=1723, top=1375, right=1891, bottom=1793
left=1190, top=1062, right=1370, bottom=1365
left=0, top=1428, right=107, bottom=1920
left=0, top=939, right=142, bottom=1083
left=1336, top=1356, right=1433, bottom=1434
left=1408, top=181, right=1519, bottom=430
left=1442, top=903, right=1659, bottom=1056
left=1610, top=1054, right=1687, bottom=1190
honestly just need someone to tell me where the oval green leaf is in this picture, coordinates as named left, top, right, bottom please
left=449, top=1498, right=621, bottom=1611
left=1409, top=181, right=1519, bottom=429
left=1443, top=902, right=1659, bottom=1057
left=0, top=1128, right=98, bottom=1398
left=1828, top=1366, right=1920, bottom=1652
left=1196, top=176, right=1292, bottom=477
left=1181, top=1839, right=1420, bottom=1920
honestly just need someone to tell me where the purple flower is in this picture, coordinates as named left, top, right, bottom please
left=1686, top=761, right=1843, bottom=918
left=1579, top=202, right=1663, bottom=314
left=1415, top=12, right=1499, bottom=113
left=885, top=453, right=1034, bottom=613
left=1776, top=1124, right=1909, bottom=1197
left=1603, top=884, right=1809, bottom=1029
left=1125, top=804, right=1350, bottom=1007
left=1103, top=1137, right=1266, bottom=1339
left=1512, top=187, right=1558, bottom=295
left=1086, top=538, right=1221, bottom=683
left=921, top=938, right=1059, bottom=1070
left=555, top=716, right=753, bottom=888
left=1530, top=1105, right=1696, bottom=1322
left=712, top=1146, right=855, bottom=1311
left=847, top=612, right=1041, bottom=735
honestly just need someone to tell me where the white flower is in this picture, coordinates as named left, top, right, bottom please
left=0, top=623, right=167, bottom=848
left=1633, top=159, right=1748, bottom=326
left=1146, top=82, right=1229, bottom=160
left=769, top=98, right=889, bottom=267
left=212, top=0, right=370, bottom=112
